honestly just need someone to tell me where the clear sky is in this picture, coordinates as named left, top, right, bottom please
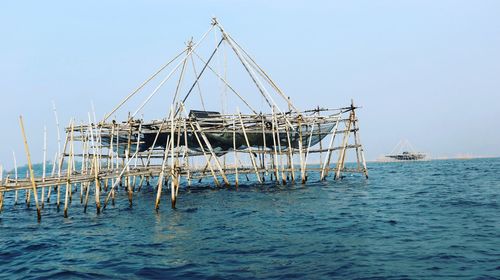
left=1, top=0, right=499, bottom=169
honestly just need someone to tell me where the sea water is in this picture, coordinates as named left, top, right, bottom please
left=0, top=158, right=498, bottom=279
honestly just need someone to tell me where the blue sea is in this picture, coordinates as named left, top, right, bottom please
left=0, top=158, right=499, bottom=279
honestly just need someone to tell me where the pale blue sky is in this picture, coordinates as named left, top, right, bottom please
left=1, top=0, right=499, bottom=169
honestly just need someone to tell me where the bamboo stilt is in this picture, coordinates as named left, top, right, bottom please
left=297, top=117, right=306, bottom=184
left=19, top=116, right=42, bottom=222
left=233, top=119, right=239, bottom=187
left=64, top=123, right=74, bottom=218
left=238, top=112, right=262, bottom=184
left=41, top=126, right=47, bottom=209
left=335, top=113, right=353, bottom=180
left=12, top=151, right=18, bottom=205
left=320, top=115, right=340, bottom=180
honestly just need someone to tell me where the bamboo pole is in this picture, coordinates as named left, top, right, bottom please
left=270, top=110, right=280, bottom=183
left=25, top=170, right=30, bottom=207
left=233, top=119, right=239, bottom=187
left=41, top=126, right=47, bottom=209
left=260, top=116, right=267, bottom=181
left=193, top=121, right=230, bottom=186
left=64, top=123, right=74, bottom=218
left=238, top=112, right=262, bottom=184
left=284, top=121, right=295, bottom=183
left=320, top=115, right=340, bottom=180
left=351, top=106, right=368, bottom=179
left=103, top=148, right=140, bottom=210
left=297, top=117, right=306, bottom=184
left=83, top=163, right=92, bottom=213
left=335, top=113, right=353, bottom=180
left=274, top=113, right=286, bottom=185
left=155, top=135, right=171, bottom=210
left=303, top=123, right=316, bottom=183
left=47, top=152, right=57, bottom=202
left=132, top=122, right=142, bottom=191
left=12, top=151, right=18, bottom=205
left=182, top=117, right=191, bottom=187
left=57, top=129, right=71, bottom=210
left=19, top=116, right=42, bottom=222
left=170, top=109, right=177, bottom=208
left=126, top=118, right=133, bottom=205
left=188, top=121, right=220, bottom=187
left=80, top=127, right=87, bottom=203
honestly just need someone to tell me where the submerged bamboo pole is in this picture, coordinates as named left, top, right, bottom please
left=19, top=116, right=42, bottom=222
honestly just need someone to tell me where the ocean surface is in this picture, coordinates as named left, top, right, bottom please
left=0, top=158, right=499, bottom=279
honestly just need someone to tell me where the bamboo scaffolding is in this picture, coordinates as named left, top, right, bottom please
left=0, top=19, right=369, bottom=219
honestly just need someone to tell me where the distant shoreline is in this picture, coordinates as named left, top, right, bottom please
left=369, top=155, right=500, bottom=163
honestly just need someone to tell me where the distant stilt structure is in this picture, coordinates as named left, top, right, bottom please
left=0, top=18, right=368, bottom=220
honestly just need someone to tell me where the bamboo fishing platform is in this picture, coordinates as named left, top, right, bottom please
left=0, top=18, right=368, bottom=221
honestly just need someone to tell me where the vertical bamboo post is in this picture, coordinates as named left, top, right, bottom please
left=12, top=151, right=18, bottom=205
left=19, top=116, right=42, bottom=222
left=64, top=123, right=74, bottom=218
left=233, top=119, right=239, bottom=187
left=132, top=122, right=142, bottom=191
left=284, top=120, right=295, bottom=183
left=69, top=124, right=76, bottom=202
left=182, top=117, right=191, bottom=187
left=25, top=170, right=30, bottom=207
left=335, top=112, right=353, bottom=180
left=106, top=125, right=115, bottom=192
left=126, top=118, right=133, bottom=204
left=79, top=127, right=87, bottom=203
left=170, top=109, right=177, bottom=208
left=83, top=161, right=92, bottom=212
left=351, top=104, right=368, bottom=179
left=303, top=122, right=316, bottom=183
left=297, top=116, right=306, bottom=184
left=94, top=146, right=101, bottom=214
left=47, top=152, right=57, bottom=202
left=41, top=126, right=47, bottom=209
left=318, top=109, right=324, bottom=168
left=275, top=113, right=286, bottom=185
left=155, top=135, right=171, bottom=210
left=260, top=116, right=267, bottom=180
left=57, top=130, right=70, bottom=210
left=87, top=115, right=101, bottom=213
left=270, top=109, right=280, bottom=183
